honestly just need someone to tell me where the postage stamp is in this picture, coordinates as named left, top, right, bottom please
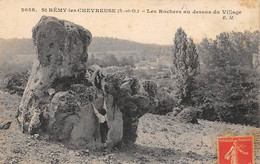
left=218, top=136, right=254, bottom=164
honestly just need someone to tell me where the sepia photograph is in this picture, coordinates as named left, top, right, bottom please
left=0, top=0, right=259, bottom=163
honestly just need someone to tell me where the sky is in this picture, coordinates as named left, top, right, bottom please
left=0, top=0, right=258, bottom=45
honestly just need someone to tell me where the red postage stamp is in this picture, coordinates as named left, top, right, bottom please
left=218, top=136, right=254, bottom=164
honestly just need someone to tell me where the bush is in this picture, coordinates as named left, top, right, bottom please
left=150, top=79, right=179, bottom=115
left=0, top=61, right=32, bottom=95
left=176, top=107, right=199, bottom=124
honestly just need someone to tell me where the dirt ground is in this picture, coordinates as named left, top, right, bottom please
left=0, top=91, right=259, bottom=164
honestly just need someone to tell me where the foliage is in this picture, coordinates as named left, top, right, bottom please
left=193, top=66, right=259, bottom=127
left=195, top=30, right=259, bottom=127
left=89, top=37, right=167, bottom=52
left=0, top=61, right=32, bottom=95
left=87, top=54, right=96, bottom=66
left=100, top=54, right=119, bottom=67
left=134, top=70, right=154, bottom=80
left=171, top=28, right=200, bottom=106
left=197, top=31, right=259, bottom=69
left=88, top=54, right=136, bottom=68
left=119, top=56, right=135, bottom=67
left=151, top=79, right=179, bottom=115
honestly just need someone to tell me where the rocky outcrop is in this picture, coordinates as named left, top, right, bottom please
left=17, top=16, right=158, bottom=149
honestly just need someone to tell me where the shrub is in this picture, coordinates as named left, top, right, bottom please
left=176, top=107, right=199, bottom=124
left=0, top=61, right=32, bottom=95
left=150, top=79, right=179, bottom=115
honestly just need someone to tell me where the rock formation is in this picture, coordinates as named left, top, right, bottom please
left=104, top=74, right=158, bottom=144
left=17, top=16, right=158, bottom=149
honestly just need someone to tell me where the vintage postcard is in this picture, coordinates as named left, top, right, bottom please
left=0, top=0, right=259, bottom=163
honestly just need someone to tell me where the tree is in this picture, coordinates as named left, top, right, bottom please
left=100, top=54, right=119, bottom=67
left=196, top=38, right=218, bottom=69
left=193, top=66, right=259, bottom=127
left=120, top=57, right=128, bottom=67
left=141, top=56, right=146, bottom=61
left=127, top=56, right=135, bottom=67
left=107, top=54, right=119, bottom=66
left=197, top=31, right=260, bottom=70
left=88, top=54, right=96, bottom=65
left=194, top=30, right=260, bottom=126
left=172, top=28, right=200, bottom=106
left=119, top=56, right=135, bottom=67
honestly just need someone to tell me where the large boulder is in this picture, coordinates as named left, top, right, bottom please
left=17, top=16, right=92, bottom=135
left=17, top=16, right=158, bottom=149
